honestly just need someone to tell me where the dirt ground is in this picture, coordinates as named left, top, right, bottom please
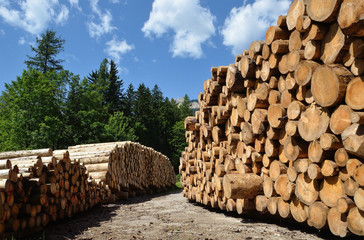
left=37, top=190, right=350, bottom=240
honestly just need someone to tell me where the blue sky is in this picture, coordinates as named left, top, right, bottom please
left=0, top=0, right=291, bottom=99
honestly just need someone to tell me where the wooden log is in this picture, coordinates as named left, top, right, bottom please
left=287, top=50, right=304, bottom=72
left=267, top=104, right=286, bottom=129
left=348, top=207, right=364, bottom=236
left=290, top=196, right=308, bottom=223
left=271, top=40, right=289, bottom=54
left=351, top=59, right=364, bottom=76
left=320, top=133, right=343, bottom=150
left=287, top=101, right=306, bottom=120
left=320, top=175, right=345, bottom=207
left=265, top=26, right=290, bottom=45
left=255, top=195, right=268, bottom=213
left=274, top=174, right=294, bottom=201
left=0, top=148, right=52, bottom=160
left=308, top=163, right=323, bottom=180
left=311, top=64, right=353, bottom=107
left=330, top=105, right=353, bottom=135
left=277, top=197, right=291, bottom=218
left=226, top=64, right=244, bottom=92
left=223, top=173, right=263, bottom=199
left=307, top=201, right=328, bottom=229
left=297, top=105, right=330, bottom=142
left=289, top=30, right=302, bottom=52
left=341, top=123, right=364, bottom=158
left=321, top=23, right=347, bottom=64
left=286, top=0, right=305, bottom=30
left=338, top=0, right=364, bottom=36
left=304, top=40, right=321, bottom=60
left=295, top=173, right=319, bottom=205
left=306, top=0, right=343, bottom=22
left=267, top=197, right=279, bottom=215
left=321, top=160, right=339, bottom=177
left=354, top=188, right=364, bottom=211
left=354, top=165, right=364, bottom=186
left=334, top=148, right=349, bottom=167
left=284, top=136, right=308, bottom=161
left=337, top=196, right=356, bottom=213
left=345, top=76, right=364, bottom=110
left=294, top=60, right=320, bottom=86
left=345, top=177, right=359, bottom=197
left=351, top=111, right=364, bottom=124
left=328, top=207, right=349, bottom=237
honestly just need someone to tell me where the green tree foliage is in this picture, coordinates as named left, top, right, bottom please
left=25, top=30, right=65, bottom=73
left=105, top=111, right=138, bottom=142
left=0, top=31, right=194, bottom=173
left=0, top=69, right=71, bottom=150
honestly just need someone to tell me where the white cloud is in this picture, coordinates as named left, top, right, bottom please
left=142, top=0, right=215, bottom=58
left=55, top=5, right=69, bottom=25
left=221, top=0, right=291, bottom=55
left=109, top=0, right=120, bottom=3
left=69, top=0, right=81, bottom=11
left=0, top=0, right=70, bottom=35
left=105, top=36, right=134, bottom=63
left=18, top=36, right=25, bottom=45
left=87, top=0, right=116, bottom=38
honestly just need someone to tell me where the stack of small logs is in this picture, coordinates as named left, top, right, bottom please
left=180, top=0, right=364, bottom=237
left=67, top=141, right=176, bottom=198
left=0, top=142, right=175, bottom=237
left=0, top=148, right=110, bottom=237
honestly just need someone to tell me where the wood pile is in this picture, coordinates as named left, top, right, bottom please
left=179, top=0, right=364, bottom=237
left=0, top=148, right=110, bottom=237
left=67, top=141, right=176, bottom=198
left=0, top=142, right=175, bottom=237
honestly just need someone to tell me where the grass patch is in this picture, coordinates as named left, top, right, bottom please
left=176, top=174, right=182, bottom=189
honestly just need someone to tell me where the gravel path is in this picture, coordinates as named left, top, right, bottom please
left=40, top=190, right=348, bottom=240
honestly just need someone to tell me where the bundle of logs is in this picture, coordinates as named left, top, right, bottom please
left=67, top=141, right=176, bottom=199
left=0, top=142, right=175, bottom=237
left=179, top=0, right=364, bottom=237
left=0, top=148, right=110, bottom=237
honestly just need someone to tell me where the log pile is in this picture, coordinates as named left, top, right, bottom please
left=0, top=142, right=175, bottom=237
left=67, top=141, right=176, bottom=198
left=180, top=0, right=364, bottom=237
left=0, top=148, right=110, bottom=237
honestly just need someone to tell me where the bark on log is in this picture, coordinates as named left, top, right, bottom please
left=338, top=0, right=364, bottom=36
left=223, top=174, right=263, bottom=199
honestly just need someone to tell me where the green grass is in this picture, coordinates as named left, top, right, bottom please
left=176, top=174, right=182, bottom=189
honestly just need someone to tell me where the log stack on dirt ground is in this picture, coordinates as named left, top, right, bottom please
left=180, top=0, right=364, bottom=237
left=67, top=141, right=176, bottom=198
left=0, top=142, right=175, bottom=237
left=0, top=148, right=110, bottom=238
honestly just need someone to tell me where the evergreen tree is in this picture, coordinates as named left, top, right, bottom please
left=124, top=84, right=135, bottom=117
left=25, top=30, right=65, bottom=73
left=105, top=60, right=124, bottom=114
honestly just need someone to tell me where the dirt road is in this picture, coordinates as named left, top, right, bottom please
left=42, top=190, right=344, bottom=240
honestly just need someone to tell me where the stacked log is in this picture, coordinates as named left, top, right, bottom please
left=180, top=0, right=364, bottom=237
left=67, top=142, right=176, bottom=197
left=0, top=148, right=109, bottom=237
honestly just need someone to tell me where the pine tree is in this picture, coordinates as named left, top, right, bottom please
left=105, top=60, right=124, bottom=114
left=25, top=30, right=65, bottom=73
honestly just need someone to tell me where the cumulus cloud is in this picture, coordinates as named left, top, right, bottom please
left=221, top=0, right=291, bottom=55
left=105, top=36, right=134, bottom=63
left=0, top=0, right=69, bottom=35
left=142, top=0, right=215, bottom=58
left=87, top=0, right=116, bottom=38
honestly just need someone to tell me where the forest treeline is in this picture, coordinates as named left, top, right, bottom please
left=0, top=30, right=192, bottom=172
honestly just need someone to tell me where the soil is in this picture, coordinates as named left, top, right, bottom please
left=36, top=190, right=349, bottom=240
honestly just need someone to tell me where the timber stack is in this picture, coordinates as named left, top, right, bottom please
left=0, top=142, right=175, bottom=237
left=0, top=148, right=110, bottom=237
left=179, top=0, right=364, bottom=237
left=67, top=141, right=176, bottom=198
